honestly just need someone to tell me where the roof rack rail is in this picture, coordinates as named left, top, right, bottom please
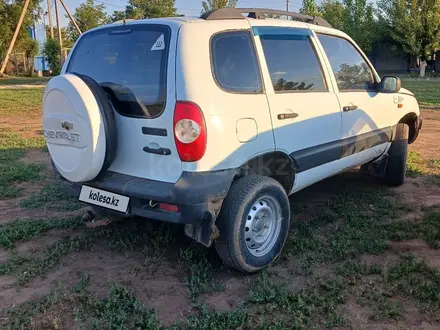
left=200, top=8, right=332, bottom=28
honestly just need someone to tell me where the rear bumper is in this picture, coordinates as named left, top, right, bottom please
left=60, top=169, right=237, bottom=224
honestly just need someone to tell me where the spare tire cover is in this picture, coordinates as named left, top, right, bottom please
left=42, top=73, right=116, bottom=183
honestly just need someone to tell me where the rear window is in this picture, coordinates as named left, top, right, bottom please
left=67, top=25, right=170, bottom=118
left=211, top=31, right=262, bottom=93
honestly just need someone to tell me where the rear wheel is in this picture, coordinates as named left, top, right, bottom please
left=384, top=123, right=409, bottom=186
left=215, top=175, right=290, bottom=273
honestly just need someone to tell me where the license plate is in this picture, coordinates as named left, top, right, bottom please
left=79, top=186, right=129, bottom=213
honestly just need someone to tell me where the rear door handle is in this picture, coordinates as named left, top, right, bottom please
left=343, top=105, right=358, bottom=112
left=277, top=112, right=299, bottom=120
left=143, top=146, right=171, bottom=155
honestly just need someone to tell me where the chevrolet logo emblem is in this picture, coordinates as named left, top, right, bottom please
left=61, top=121, right=73, bottom=130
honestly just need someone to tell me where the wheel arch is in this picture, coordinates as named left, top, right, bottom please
left=398, top=112, right=419, bottom=144
left=235, top=151, right=296, bottom=193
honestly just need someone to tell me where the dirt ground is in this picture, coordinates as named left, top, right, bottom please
left=0, top=109, right=440, bottom=329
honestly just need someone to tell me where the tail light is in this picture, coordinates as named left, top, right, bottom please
left=174, top=101, right=206, bottom=162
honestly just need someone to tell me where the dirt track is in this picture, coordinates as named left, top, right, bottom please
left=0, top=109, right=440, bottom=329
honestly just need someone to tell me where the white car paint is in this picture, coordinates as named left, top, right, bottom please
left=53, top=15, right=420, bottom=193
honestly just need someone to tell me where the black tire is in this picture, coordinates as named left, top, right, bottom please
left=215, top=175, right=290, bottom=273
left=384, top=123, right=409, bottom=186
left=71, top=73, right=118, bottom=176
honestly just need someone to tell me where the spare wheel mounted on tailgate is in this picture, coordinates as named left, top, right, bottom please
left=42, top=73, right=117, bottom=182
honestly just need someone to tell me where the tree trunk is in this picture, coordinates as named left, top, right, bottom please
left=420, top=60, right=427, bottom=77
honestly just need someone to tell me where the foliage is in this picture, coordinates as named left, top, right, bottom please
left=300, top=0, right=322, bottom=17
left=111, top=5, right=143, bottom=22
left=319, top=0, right=346, bottom=30
left=128, top=0, right=177, bottom=18
left=343, top=0, right=377, bottom=54
left=0, top=0, right=42, bottom=70
left=318, top=0, right=379, bottom=54
left=67, top=0, right=109, bottom=42
left=42, top=38, right=60, bottom=74
left=378, top=0, right=440, bottom=61
left=201, top=0, right=238, bottom=13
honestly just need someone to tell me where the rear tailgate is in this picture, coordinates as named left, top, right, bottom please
left=64, top=21, right=183, bottom=183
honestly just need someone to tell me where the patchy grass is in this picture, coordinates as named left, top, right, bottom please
left=20, top=182, right=83, bottom=211
left=0, top=130, right=47, bottom=199
left=0, top=88, right=44, bottom=117
left=0, top=77, right=48, bottom=86
left=0, top=283, right=161, bottom=330
left=402, top=79, right=440, bottom=106
left=283, top=189, right=395, bottom=273
left=248, top=271, right=347, bottom=328
left=0, top=217, right=83, bottom=248
left=15, top=234, right=94, bottom=284
left=407, top=151, right=424, bottom=177
left=0, top=161, right=45, bottom=190
left=386, top=254, right=440, bottom=307
left=0, top=129, right=45, bottom=150
left=180, top=244, right=225, bottom=300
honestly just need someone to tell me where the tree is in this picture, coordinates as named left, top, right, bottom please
left=202, top=0, right=237, bottom=13
left=111, top=4, right=143, bottom=21
left=300, top=0, right=321, bottom=17
left=43, top=38, right=61, bottom=74
left=319, top=0, right=345, bottom=30
left=67, top=0, right=109, bottom=42
left=0, top=0, right=42, bottom=71
left=343, top=0, right=377, bottom=54
left=128, top=0, right=177, bottom=18
left=318, top=0, right=379, bottom=55
left=378, top=0, right=440, bottom=77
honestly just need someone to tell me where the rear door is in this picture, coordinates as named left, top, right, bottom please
left=316, top=33, right=393, bottom=160
left=64, top=22, right=183, bottom=183
left=251, top=24, right=342, bottom=191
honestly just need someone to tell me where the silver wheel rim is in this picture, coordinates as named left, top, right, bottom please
left=244, top=195, right=282, bottom=257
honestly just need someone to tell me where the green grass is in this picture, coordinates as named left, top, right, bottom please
left=406, top=151, right=424, bottom=177
left=0, top=88, right=44, bottom=117
left=0, top=130, right=47, bottom=199
left=0, top=217, right=83, bottom=248
left=401, top=78, right=440, bottom=106
left=20, top=182, right=83, bottom=211
left=0, top=283, right=161, bottom=330
left=248, top=272, right=347, bottom=329
left=0, top=77, right=48, bottom=86
left=386, top=254, right=440, bottom=307
left=282, top=189, right=395, bottom=273
left=0, top=129, right=45, bottom=150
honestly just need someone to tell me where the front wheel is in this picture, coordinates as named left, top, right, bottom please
left=215, top=175, right=290, bottom=273
left=384, top=123, right=409, bottom=186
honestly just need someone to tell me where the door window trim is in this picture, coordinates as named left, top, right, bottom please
left=254, top=27, right=329, bottom=94
left=209, top=29, right=264, bottom=95
left=316, top=32, right=379, bottom=93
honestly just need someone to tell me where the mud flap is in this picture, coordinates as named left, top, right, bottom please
left=184, top=210, right=218, bottom=247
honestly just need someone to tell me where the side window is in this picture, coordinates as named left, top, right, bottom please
left=211, top=31, right=262, bottom=93
left=317, top=34, right=375, bottom=91
left=260, top=34, right=327, bottom=92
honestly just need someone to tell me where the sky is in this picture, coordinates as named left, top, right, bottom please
left=41, top=0, right=303, bottom=27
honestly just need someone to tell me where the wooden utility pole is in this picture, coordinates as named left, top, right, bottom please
left=54, top=0, right=64, bottom=66
left=47, top=0, right=54, bottom=38
left=0, top=0, right=31, bottom=75
left=59, top=0, right=82, bottom=34
left=286, top=0, right=290, bottom=11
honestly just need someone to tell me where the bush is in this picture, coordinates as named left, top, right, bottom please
left=42, top=38, right=61, bottom=75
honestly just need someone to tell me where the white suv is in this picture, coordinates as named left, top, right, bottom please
left=42, top=8, right=422, bottom=273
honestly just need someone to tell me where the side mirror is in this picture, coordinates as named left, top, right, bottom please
left=380, top=76, right=401, bottom=93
